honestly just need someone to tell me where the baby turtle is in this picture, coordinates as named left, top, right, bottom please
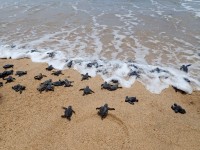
left=67, top=60, right=73, bottom=68
left=46, top=65, right=54, bottom=71
left=37, top=79, right=53, bottom=93
left=51, top=70, right=64, bottom=76
left=15, top=71, right=27, bottom=77
left=180, top=64, right=191, bottom=73
left=125, top=96, right=138, bottom=105
left=107, top=83, right=122, bottom=91
left=63, top=79, right=74, bottom=87
left=101, top=81, right=111, bottom=90
left=61, top=106, right=75, bottom=121
left=96, top=104, right=115, bottom=119
left=87, top=62, right=99, bottom=68
left=52, top=80, right=65, bottom=86
left=128, top=71, right=140, bottom=78
left=45, top=84, right=54, bottom=92
left=34, top=73, right=47, bottom=80
left=171, top=103, right=186, bottom=114
left=12, top=84, right=26, bottom=94
left=172, top=86, right=187, bottom=94
left=3, top=64, right=14, bottom=69
left=79, top=86, right=95, bottom=96
left=111, top=79, right=119, bottom=84
left=4, top=76, right=16, bottom=84
left=81, top=73, right=91, bottom=81
left=47, top=52, right=55, bottom=58
left=0, top=82, right=3, bottom=87
left=0, top=70, right=14, bottom=78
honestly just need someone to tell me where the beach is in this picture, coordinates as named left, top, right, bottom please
left=0, top=58, right=200, bottom=150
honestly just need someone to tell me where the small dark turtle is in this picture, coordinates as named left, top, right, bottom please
left=3, top=64, right=14, bottom=69
left=150, top=67, right=168, bottom=73
left=15, top=71, right=27, bottom=77
left=34, top=73, right=47, bottom=80
left=0, top=82, right=3, bottom=87
left=46, top=65, right=54, bottom=71
left=107, top=83, right=122, bottom=91
left=61, top=106, right=75, bottom=121
left=184, top=78, right=190, bottom=83
left=4, top=76, right=16, bottom=84
left=40, top=79, right=52, bottom=85
left=172, top=86, right=187, bottom=94
left=180, top=64, right=191, bottom=73
left=67, top=60, right=73, bottom=68
left=111, top=79, right=119, bottom=84
left=79, top=86, right=95, bottom=96
left=51, top=70, right=64, bottom=76
left=37, top=79, right=53, bottom=93
left=12, top=84, right=26, bottom=94
left=30, top=49, right=38, bottom=53
left=45, top=84, right=54, bottom=92
left=37, top=84, right=47, bottom=93
left=47, top=52, right=55, bottom=58
left=101, top=82, right=111, bottom=90
left=11, top=45, right=16, bottom=48
left=96, top=104, right=115, bottom=120
left=87, top=62, right=99, bottom=68
left=0, top=70, right=14, bottom=78
left=125, top=96, right=138, bottom=105
left=128, top=71, right=140, bottom=78
left=81, top=73, right=91, bottom=81
left=171, top=103, right=186, bottom=114
left=52, top=80, right=65, bottom=86
left=63, top=79, right=74, bottom=87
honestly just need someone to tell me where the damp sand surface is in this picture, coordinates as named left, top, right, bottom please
left=0, top=59, right=200, bottom=150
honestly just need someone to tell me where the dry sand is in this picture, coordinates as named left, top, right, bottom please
left=0, top=58, right=200, bottom=150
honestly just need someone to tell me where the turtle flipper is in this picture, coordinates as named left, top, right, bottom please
left=61, top=115, right=66, bottom=118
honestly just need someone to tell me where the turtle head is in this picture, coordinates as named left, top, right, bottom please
left=104, top=103, right=108, bottom=107
left=125, top=96, right=129, bottom=101
left=68, top=106, right=72, bottom=109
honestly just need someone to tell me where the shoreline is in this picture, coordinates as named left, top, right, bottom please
left=0, top=58, right=200, bottom=150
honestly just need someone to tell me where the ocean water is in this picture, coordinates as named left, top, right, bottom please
left=0, top=0, right=200, bottom=94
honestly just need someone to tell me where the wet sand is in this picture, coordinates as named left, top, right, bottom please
left=0, top=58, right=200, bottom=150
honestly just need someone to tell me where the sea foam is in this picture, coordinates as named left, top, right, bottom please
left=0, top=45, right=200, bottom=94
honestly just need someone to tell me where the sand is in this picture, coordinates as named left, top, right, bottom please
left=0, top=58, right=200, bottom=150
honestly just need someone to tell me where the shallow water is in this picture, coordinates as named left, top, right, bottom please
left=0, top=0, right=200, bottom=93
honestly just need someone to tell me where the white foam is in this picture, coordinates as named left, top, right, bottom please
left=1, top=45, right=200, bottom=94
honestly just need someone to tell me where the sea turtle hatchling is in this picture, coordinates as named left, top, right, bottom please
left=15, top=71, right=27, bottom=77
left=34, top=73, right=47, bottom=80
left=52, top=80, right=65, bottom=86
left=63, top=79, right=74, bottom=87
left=0, top=82, right=3, bottom=87
left=125, top=96, right=138, bottom=105
left=51, top=70, right=64, bottom=76
left=107, top=83, right=122, bottom=91
left=46, top=65, right=54, bottom=71
left=180, top=64, right=191, bottom=73
left=171, top=103, right=186, bottom=114
left=101, top=81, right=111, bottom=90
left=0, top=70, right=14, bottom=78
left=81, top=73, right=91, bottom=81
left=3, top=64, right=14, bottom=69
left=4, top=76, right=16, bottom=84
left=79, top=86, right=94, bottom=96
left=61, top=106, right=75, bottom=121
left=96, top=104, right=115, bottom=119
left=12, top=84, right=26, bottom=94
left=37, top=79, right=53, bottom=93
